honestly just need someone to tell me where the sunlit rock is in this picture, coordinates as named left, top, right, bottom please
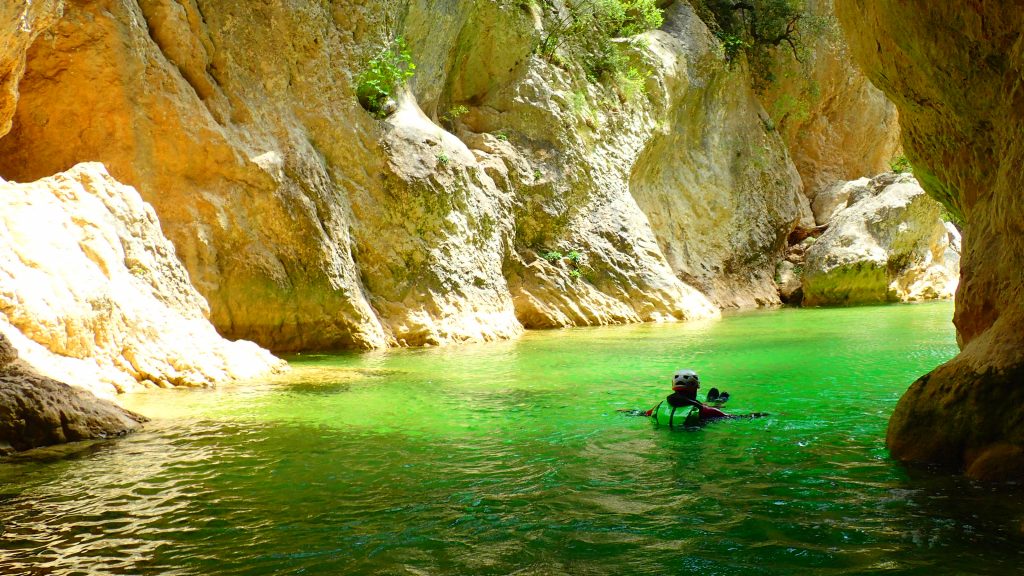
left=0, top=0, right=62, bottom=138
left=0, top=163, right=284, bottom=397
left=760, top=0, right=901, bottom=199
left=801, top=173, right=959, bottom=306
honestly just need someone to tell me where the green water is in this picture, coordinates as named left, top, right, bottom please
left=2, top=302, right=1023, bottom=575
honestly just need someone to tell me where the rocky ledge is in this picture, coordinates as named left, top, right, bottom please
left=0, top=334, right=146, bottom=455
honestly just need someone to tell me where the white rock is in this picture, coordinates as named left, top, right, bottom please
left=0, top=163, right=284, bottom=398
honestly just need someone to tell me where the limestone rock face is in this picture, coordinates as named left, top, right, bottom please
left=761, top=0, right=901, bottom=198
left=801, top=173, right=959, bottom=306
left=0, top=332, right=147, bottom=455
left=836, top=0, right=1024, bottom=479
left=0, top=163, right=284, bottom=397
left=630, top=3, right=810, bottom=309
left=0, top=0, right=811, bottom=348
left=0, top=0, right=62, bottom=138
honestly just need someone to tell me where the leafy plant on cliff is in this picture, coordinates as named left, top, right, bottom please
left=356, top=37, right=416, bottom=117
left=442, top=105, right=470, bottom=129
left=536, top=0, right=662, bottom=101
left=889, top=154, right=912, bottom=173
left=691, top=0, right=828, bottom=89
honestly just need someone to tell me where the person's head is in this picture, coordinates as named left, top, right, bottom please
left=672, top=369, right=699, bottom=393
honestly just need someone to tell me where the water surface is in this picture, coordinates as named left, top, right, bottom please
left=3, top=302, right=1023, bottom=575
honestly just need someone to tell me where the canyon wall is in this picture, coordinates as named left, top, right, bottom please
left=836, top=0, right=1024, bottom=480
left=761, top=0, right=901, bottom=200
left=0, top=0, right=821, bottom=354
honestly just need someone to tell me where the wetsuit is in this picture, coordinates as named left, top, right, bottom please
left=645, top=391, right=729, bottom=421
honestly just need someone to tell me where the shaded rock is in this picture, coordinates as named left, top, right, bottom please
left=836, top=0, right=1024, bottom=480
left=775, top=260, right=803, bottom=305
left=0, top=163, right=284, bottom=397
left=0, top=334, right=146, bottom=455
left=801, top=174, right=958, bottom=306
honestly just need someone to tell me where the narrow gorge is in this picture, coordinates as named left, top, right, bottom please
left=0, top=0, right=1000, bottom=475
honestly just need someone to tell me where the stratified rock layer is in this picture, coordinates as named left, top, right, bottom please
left=0, top=163, right=284, bottom=397
left=801, top=173, right=959, bottom=306
left=0, top=333, right=147, bottom=455
left=836, top=0, right=1024, bottom=480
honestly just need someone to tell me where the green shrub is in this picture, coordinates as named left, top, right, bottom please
left=442, top=104, right=469, bottom=128
left=537, top=0, right=662, bottom=98
left=889, top=154, right=912, bottom=173
left=437, top=152, right=450, bottom=166
left=692, top=0, right=830, bottom=89
left=356, top=37, right=416, bottom=117
left=543, top=250, right=563, bottom=262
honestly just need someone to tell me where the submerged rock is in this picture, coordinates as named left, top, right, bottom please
left=0, top=163, right=284, bottom=397
left=800, top=173, right=959, bottom=306
left=0, top=333, right=147, bottom=455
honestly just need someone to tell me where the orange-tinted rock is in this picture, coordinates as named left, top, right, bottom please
left=761, top=0, right=901, bottom=199
left=836, top=0, right=1024, bottom=480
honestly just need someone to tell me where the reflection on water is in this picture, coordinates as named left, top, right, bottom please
left=2, top=302, right=1024, bottom=575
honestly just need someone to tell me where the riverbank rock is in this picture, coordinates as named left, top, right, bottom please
left=0, top=333, right=147, bottom=455
left=0, top=0, right=819, bottom=350
left=800, top=173, right=959, bottom=306
left=836, top=0, right=1024, bottom=480
left=0, top=163, right=284, bottom=397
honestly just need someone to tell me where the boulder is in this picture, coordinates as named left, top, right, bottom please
left=0, top=332, right=147, bottom=455
left=801, top=173, right=958, bottom=306
left=0, top=163, right=284, bottom=397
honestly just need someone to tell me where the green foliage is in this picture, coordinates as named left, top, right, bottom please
left=692, top=0, right=829, bottom=89
left=533, top=169, right=543, bottom=181
left=536, top=0, right=662, bottom=100
left=495, top=131, right=509, bottom=141
left=541, top=248, right=587, bottom=281
left=437, top=152, right=450, bottom=166
left=889, top=154, right=912, bottom=173
left=442, top=104, right=470, bottom=127
left=717, top=32, right=749, bottom=62
left=616, top=66, right=648, bottom=102
left=356, top=37, right=416, bottom=117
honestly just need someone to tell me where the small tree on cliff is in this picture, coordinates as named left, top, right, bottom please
left=691, top=0, right=824, bottom=89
